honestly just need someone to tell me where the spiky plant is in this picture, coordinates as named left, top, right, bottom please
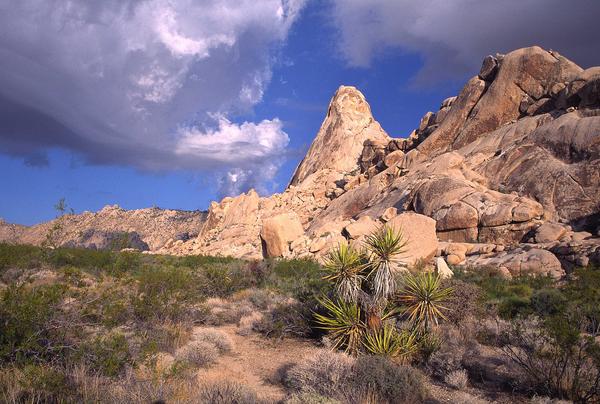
left=364, top=226, right=407, bottom=303
left=362, top=324, right=417, bottom=361
left=322, top=242, right=366, bottom=303
left=314, top=296, right=365, bottom=355
left=397, top=272, right=453, bottom=331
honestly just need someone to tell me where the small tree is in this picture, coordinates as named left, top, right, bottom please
left=315, top=225, right=451, bottom=359
left=42, top=198, right=71, bottom=249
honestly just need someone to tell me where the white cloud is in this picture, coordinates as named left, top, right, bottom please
left=176, top=117, right=289, bottom=165
left=0, top=0, right=306, bottom=195
left=330, top=0, right=600, bottom=82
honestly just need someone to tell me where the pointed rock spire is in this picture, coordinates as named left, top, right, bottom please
left=289, top=86, right=390, bottom=186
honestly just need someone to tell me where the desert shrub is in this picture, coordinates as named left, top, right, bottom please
left=442, top=279, right=484, bottom=324
left=350, top=356, right=428, bottom=404
left=177, top=254, right=238, bottom=268
left=265, top=258, right=328, bottom=302
left=200, top=262, right=256, bottom=297
left=563, top=268, right=600, bottom=335
left=78, top=332, right=131, bottom=377
left=426, top=342, right=464, bottom=380
left=530, top=288, right=566, bottom=317
left=138, top=322, right=193, bottom=358
left=498, top=295, right=531, bottom=319
left=0, top=243, right=44, bottom=273
left=193, top=328, right=234, bottom=353
left=245, top=287, right=276, bottom=309
left=47, top=247, right=114, bottom=273
left=112, top=251, right=141, bottom=275
left=502, top=317, right=600, bottom=402
left=176, top=341, right=219, bottom=368
left=0, top=283, right=68, bottom=364
left=132, top=266, right=202, bottom=322
left=285, top=350, right=355, bottom=399
left=254, top=302, right=312, bottom=339
left=197, top=381, right=260, bottom=404
left=445, top=369, right=469, bottom=390
left=0, top=364, right=73, bottom=403
left=204, top=298, right=254, bottom=326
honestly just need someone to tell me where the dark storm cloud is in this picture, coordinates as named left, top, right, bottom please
left=331, top=0, right=600, bottom=83
left=0, top=0, right=306, bottom=195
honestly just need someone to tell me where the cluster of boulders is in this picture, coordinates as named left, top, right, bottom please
left=3, top=46, right=599, bottom=279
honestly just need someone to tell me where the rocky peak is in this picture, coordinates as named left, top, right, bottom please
left=289, top=85, right=390, bottom=186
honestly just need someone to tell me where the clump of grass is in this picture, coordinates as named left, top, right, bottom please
left=193, top=328, right=234, bottom=353
left=176, top=341, right=219, bottom=368
left=445, top=369, right=469, bottom=390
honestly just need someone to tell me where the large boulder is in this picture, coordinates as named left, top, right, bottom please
left=260, top=213, right=304, bottom=258
left=387, top=212, right=438, bottom=267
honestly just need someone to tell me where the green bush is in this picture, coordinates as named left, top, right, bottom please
left=0, top=284, right=67, bottom=364
left=531, top=288, right=566, bottom=317
left=254, top=302, right=312, bottom=338
left=132, top=266, right=202, bottom=322
left=112, top=251, right=141, bottom=275
left=78, top=333, right=131, bottom=377
left=0, top=243, right=43, bottom=273
left=498, top=295, right=531, bottom=319
left=200, top=263, right=255, bottom=296
left=265, top=258, right=328, bottom=302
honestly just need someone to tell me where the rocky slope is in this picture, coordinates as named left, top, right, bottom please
left=0, top=206, right=206, bottom=251
left=2, top=46, right=599, bottom=277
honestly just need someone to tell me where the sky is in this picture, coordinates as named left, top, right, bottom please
left=1, top=0, right=599, bottom=225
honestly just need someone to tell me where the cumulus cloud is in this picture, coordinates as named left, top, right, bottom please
left=0, top=0, right=305, bottom=194
left=330, top=0, right=600, bottom=82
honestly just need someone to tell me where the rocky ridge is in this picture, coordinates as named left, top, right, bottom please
left=0, top=206, right=205, bottom=251
left=2, top=46, right=599, bottom=278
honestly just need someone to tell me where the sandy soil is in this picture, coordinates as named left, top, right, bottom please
left=195, top=325, right=319, bottom=402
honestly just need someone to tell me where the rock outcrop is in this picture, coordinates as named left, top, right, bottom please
left=3, top=46, right=600, bottom=277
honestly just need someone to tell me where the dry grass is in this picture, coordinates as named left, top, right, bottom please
left=445, top=369, right=469, bottom=390
left=192, top=327, right=234, bottom=353
left=176, top=341, right=219, bottom=368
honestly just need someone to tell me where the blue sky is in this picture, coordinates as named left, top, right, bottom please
left=1, top=0, right=598, bottom=225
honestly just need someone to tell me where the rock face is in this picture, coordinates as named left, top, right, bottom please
left=3, top=46, right=600, bottom=277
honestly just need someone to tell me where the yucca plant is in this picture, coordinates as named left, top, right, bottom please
left=397, top=272, right=453, bottom=332
left=322, top=242, right=366, bottom=302
left=364, top=226, right=408, bottom=303
left=363, top=324, right=417, bottom=361
left=314, top=296, right=365, bottom=355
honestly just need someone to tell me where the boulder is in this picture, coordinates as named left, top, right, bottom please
left=462, top=248, right=564, bottom=278
left=535, top=222, right=567, bottom=243
left=260, top=213, right=304, bottom=258
left=436, top=257, right=453, bottom=279
left=478, top=55, right=498, bottom=81
left=387, top=212, right=438, bottom=267
left=383, top=150, right=405, bottom=168
left=344, top=216, right=379, bottom=239
left=380, top=207, right=398, bottom=222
